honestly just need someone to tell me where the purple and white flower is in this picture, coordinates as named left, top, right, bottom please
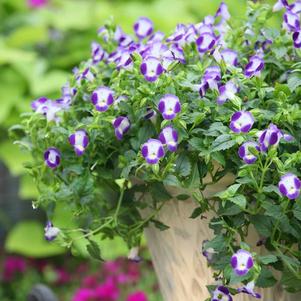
left=60, top=82, right=77, bottom=107
left=283, top=10, right=300, bottom=32
left=127, top=247, right=141, bottom=263
left=258, top=123, right=282, bottom=152
left=244, top=55, right=264, bottom=77
left=290, top=1, right=301, bottom=14
left=278, top=173, right=301, bottom=200
left=237, top=281, right=261, bottom=299
left=199, top=66, right=221, bottom=97
left=31, top=97, right=62, bottom=122
left=201, top=240, right=215, bottom=263
left=140, top=56, right=164, bottom=82
left=293, top=31, right=301, bottom=48
left=44, top=221, right=60, bottom=241
left=220, top=49, right=238, bottom=66
left=91, top=42, right=105, bottom=64
left=217, top=81, right=238, bottom=105
left=141, top=139, right=165, bottom=164
left=91, top=86, right=114, bottom=112
left=273, top=0, right=288, bottom=12
left=112, top=116, right=131, bottom=140
left=231, top=249, right=254, bottom=276
left=44, top=147, right=61, bottom=169
left=159, top=126, right=178, bottom=152
left=238, top=142, right=260, bottom=164
left=69, top=130, right=89, bottom=156
left=75, top=67, right=95, bottom=83
left=114, top=26, right=133, bottom=47
left=230, top=111, right=254, bottom=133
left=144, top=107, right=157, bottom=120
left=196, top=32, right=216, bottom=53
left=158, top=94, right=181, bottom=120
left=211, top=286, right=233, bottom=301
left=134, top=17, right=153, bottom=39
left=215, top=2, right=231, bottom=21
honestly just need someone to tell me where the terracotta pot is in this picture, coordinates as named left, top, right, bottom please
left=142, top=172, right=301, bottom=301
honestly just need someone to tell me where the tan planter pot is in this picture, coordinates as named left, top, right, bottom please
left=142, top=172, right=301, bottom=301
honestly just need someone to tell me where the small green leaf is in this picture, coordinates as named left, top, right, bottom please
left=259, top=255, right=278, bottom=265
left=151, top=219, right=169, bottom=231
left=86, top=239, right=103, bottom=261
left=189, top=207, right=203, bottom=219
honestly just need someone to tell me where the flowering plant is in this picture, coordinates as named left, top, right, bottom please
left=13, top=0, right=301, bottom=299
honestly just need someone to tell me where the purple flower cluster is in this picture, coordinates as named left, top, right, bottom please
left=141, top=94, right=180, bottom=164
left=274, top=0, right=301, bottom=48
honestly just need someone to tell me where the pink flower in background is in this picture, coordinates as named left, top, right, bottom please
left=27, top=0, right=48, bottom=8
left=55, top=267, right=71, bottom=285
left=83, top=275, right=99, bottom=288
left=72, top=288, right=96, bottom=301
left=95, top=279, right=119, bottom=300
left=126, top=263, right=141, bottom=282
left=103, top=260, right=121, bottom=275
left=126, top=291, right=148, bottom=301
left=3, top=256, right=26, bottom=281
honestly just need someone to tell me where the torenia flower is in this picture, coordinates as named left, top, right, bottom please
left=113, top=116, right=131, bottom=140
left=201, top=240, right=215, bottom=263
left=91, top=42, right=105, bottom=64
left=217, top=81, right=238, bottom=105
left=215, top=2, right=231, bottom=21
left=258, top=123, right=282, bottom=151
left=244, top=55, right=264, bottom=77
left=44, top=221, right=60, bottom=241
left=127, top=247, right=141, bottom=262
left=69, top=130, right=89, bottom=156
left=196, top=32, right=216, bottom=53
left=134, top=17, right=153, bottom=39
left=199, top=66, right=221, bottom=96
left=238, top=142, right=260, bottom=164
left=231, top=249, right=254, bottom=276
left=91, top=86, right=114, bottom=112
left=158, top=94, right=181, bottom=120
left=230, top=111, right=254, bottom=133
left=159, top=126, right=178, bottom=152
left=220, top=49, right=238, bottom=66
left=237, top=281, right=261, bottom=299
left=273, top=0, right=288, bottom=12
left=44, top=147, right=61, bottom=168
left=293, top=31, right=301, bottom=48
left=141, top=139, right=165, bottom=164
left=140, top=56, right=164, bottom=82
left=283, top=10, right=300, bottom=32
left=211, top=286, right=233, bottom=301
left=31, top=97, right=61, bottom=122
left=278, top=173, right=301, bottom=199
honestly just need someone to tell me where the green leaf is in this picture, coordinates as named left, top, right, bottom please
left=204, top=234, right=227, bottom=252
left=175, top=153, right=192, bottom=177
left=215, top=184, right=241, bottom=199
left=259, top=255, right=278, bottom=265
left=176, top=194, right=190, bottom=201
left=229, top=195, right=247, bottom=209
left=293, top=199, right=301, bottom=221
left=249, top=215, right=273, bottom=237
left=5, top=221, right=65, bottom=258
left=288, top=74, right=301, bottom=92
left=256, top=267, right=277, bottom=288
left=151, top=219, right=169, bottom=231
left=189, top=207, right=203, bottom=219
left=211, top=134, right=236, bottom=152
left=86, top=239, right=104, bottom=261
left=149, top=182, right=172, bottom=202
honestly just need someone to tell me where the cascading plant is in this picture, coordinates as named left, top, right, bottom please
left=12, top=0, right=301, bottom=299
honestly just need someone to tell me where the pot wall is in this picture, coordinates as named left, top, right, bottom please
left=143, top=173, right=300, bottom=301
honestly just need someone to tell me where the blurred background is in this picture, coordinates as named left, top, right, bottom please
left=0, top=0, right=276, bottom=300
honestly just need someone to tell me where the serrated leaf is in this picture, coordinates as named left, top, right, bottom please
left=86, top=240, right=103, bottom=261
left=229, top=195, right=247, bottom=209
left=175, top=153, right=192, bottom=177
left=211, top=134, right=236, bottom=152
